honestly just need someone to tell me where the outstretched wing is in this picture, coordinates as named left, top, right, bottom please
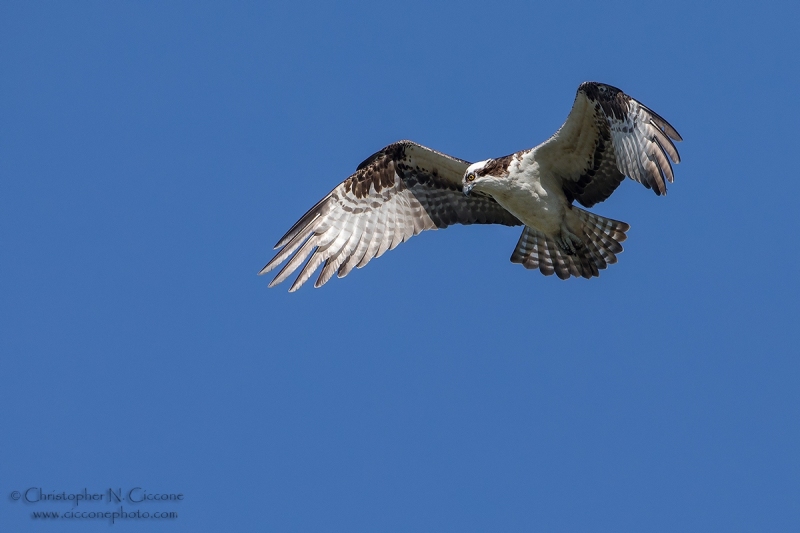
left=533, top=81, right=683, bottom=208
left=261, top=140, right=521, bottom=291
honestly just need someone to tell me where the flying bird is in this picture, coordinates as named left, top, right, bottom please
left=261, top=82, right=682, bottom=291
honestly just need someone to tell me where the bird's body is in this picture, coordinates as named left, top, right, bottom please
left=468, top=152, right=567, bottom=235
left=262, top=82, right=682, bottom=291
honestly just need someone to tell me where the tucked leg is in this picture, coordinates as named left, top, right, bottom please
left=556, top=225, right=585, bottom=255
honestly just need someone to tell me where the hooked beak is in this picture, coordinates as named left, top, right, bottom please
left=463, top=182, right=474, bottom=196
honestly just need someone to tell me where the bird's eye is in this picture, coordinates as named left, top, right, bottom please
left=467, top=173, right=476, bottom=182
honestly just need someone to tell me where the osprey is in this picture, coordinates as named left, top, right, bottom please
left=261, top=82, right=682, bottom=291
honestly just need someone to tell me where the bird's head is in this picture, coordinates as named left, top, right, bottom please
left=462, top=158, right=509, bottom=196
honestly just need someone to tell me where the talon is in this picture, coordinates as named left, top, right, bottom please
left=557, top=229, right=584, bottom=255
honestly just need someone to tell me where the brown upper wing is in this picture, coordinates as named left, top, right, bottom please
left=533, top=82, right=683, bottom=208
left=260, top=140, right=521, bottom=291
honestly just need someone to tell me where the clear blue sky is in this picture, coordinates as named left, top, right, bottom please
left=2, top=1, right=799, bottom=531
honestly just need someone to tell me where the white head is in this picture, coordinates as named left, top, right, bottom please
left=462, top=158, right=510, bottom=196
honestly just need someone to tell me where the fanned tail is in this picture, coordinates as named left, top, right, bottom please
left=510, top=208, right=629, bottom=279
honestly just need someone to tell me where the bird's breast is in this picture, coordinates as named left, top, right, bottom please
left=491, top=174, right=565, bottom=235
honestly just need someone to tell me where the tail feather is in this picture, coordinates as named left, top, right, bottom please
left=510, top=208, right=629, bottom=279
left=537, top=237, right=555, bottom=276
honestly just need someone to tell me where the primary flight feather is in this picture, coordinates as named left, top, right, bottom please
left=261, top=82, right=682, bottom=291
